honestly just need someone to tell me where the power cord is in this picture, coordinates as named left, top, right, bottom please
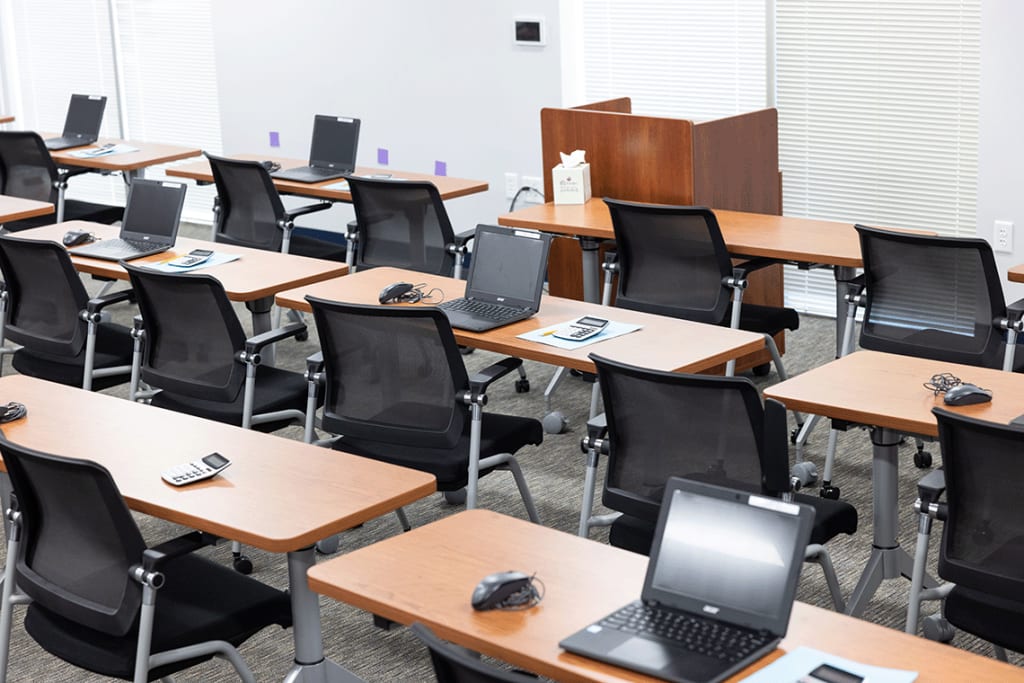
left=509, top=185, right=545, bottom=212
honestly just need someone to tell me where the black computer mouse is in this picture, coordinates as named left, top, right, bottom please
left=62, top=229, right=95, bottom=247
left=471, top=570, right=532, bottom=611
left=944, top=383, right=992, bottom=406
left=378, top=281, right=418, bottom=304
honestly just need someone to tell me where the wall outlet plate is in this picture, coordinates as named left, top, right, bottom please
left=995, top=219, right=1014, bottom=253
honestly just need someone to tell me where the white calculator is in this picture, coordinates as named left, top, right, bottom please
left=161, top=452, right=231, bottom=486
left=552, top=316, right=610, bottom=342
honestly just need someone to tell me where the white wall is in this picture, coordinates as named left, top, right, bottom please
left=978, top=0, right=1024, bottom=300
left=209, top=0, right=562, bottom=233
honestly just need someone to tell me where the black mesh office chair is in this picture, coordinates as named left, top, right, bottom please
left=798, top=225, right=1024, bottom=498
left=905, top=409, right=1024, bottom=660
left=205, top=153, right=344, bottom=259
left=0, top=235, right=134, bottom=390
left=0, top=436, right=292, bottom=682
left=602, top=198, right=799, bottom=379
left=411, top=622, right=540, bottom=682
left=0, top=131, right=123, bottom=230
left=305, top=298, right=542, bottom=522
left=346, top=176, right=474, bottom=278
left=580, top=354, right=857, bottom=611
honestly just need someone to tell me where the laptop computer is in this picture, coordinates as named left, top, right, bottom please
left=272, top=114, right=360, bottom=183
left=44, top=94, right=107, bottom=150
left=70, top=179, right=186, bottom=261
left=560, top=477, right=815, bottom=683
left=438, top=224, right=551, bottom=332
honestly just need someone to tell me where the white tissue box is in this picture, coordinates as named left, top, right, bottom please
left=552, top=163, right=592, bottom=205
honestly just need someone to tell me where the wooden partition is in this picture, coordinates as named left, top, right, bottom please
left=541, top=101, right=784, bottom=369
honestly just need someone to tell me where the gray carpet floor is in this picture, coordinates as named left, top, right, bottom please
left=0, top=223, right=1019, bottom=681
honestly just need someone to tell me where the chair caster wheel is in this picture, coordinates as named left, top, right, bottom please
left=751, top=362, right=772, bottom=377
left=315, top=535, right=340, bottom=555
left=458, top=345, right=474, bottom=355
left=515, top=378, right=530, bottom=393
left=443, top=489, right=467, bottom=505
left=820, top=484, right=840, bottom=500
left=295, top=330, right=309, bottom=342
left=542, top=411, right=568, bottom=434
left=232, top=554, right=253, bottom=575
left=791, top=461, right=818, bottom=488
left=914, top=450, right=932, bottom=468
left=922, top=614, right=955, bottom=643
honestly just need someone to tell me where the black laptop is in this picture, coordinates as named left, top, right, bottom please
left=44, top=94, right=107, bottom=150
left=272, top=114, right=360, bottom=183
left=70, top=179, right=186, bottom=261
left=560, top=478, right=814, bottom=683
left=438, top=225, right=551, bottom=332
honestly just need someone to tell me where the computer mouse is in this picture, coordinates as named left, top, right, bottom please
left=260, top=160, right=281, bottom=173
left=378, top=281, right=418, bottom=304
left=62, top=229, right=95, bottom=247
left=471, top=570, right=532, bottom=611
left=944, top=383, right=992, bottom=406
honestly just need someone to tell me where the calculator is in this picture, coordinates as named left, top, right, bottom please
left=552, top=316, right=609, bottom=341
left=167, top=248, right=214, bottom=268
left=161, top=452, right=231, bottom=486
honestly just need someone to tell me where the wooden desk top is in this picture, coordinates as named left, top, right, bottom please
left=1008, top=264, right=1024, bottom=283
left=45, top=134, right=201, bottom=171
left=498, top=199, right=890, bottom=269
left=166, top=153, right=489, bottom=202
left=308, top=509, right=1020, bottom=682
left=275, top=267, right=764, bottom=374
left=16, top=221, right=348, bottom=302
left=0, top=195, right=53, bottom=222
left=0, top=115, right=13, bottom=124
left=0, top=375, right=435, bottom=552
left=765, top=350, right=1024, bottom=437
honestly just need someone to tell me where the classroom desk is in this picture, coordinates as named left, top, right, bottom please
left=307, top=509, right=1021, bottom=683
left=1007, top=264, right=1024, bottom=283
left=0, top=373, right=436, bottom=683
left=45, top=134, right=201, bottom=178
left=0, top=196, right=53, bottom=223
left=765, top=351, right=1024, bottom=618
left=274, top=267, right=765, bottom=375
left=166, top=153, right=489, bottom=203
left=0, top=116, right=12, bottom=125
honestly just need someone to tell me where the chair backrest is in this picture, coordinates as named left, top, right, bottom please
left=410, top=623, right=539, bottom=683
left=348, top=176, right=458, bottom=275
left=591, top=354, right=788, bottom=523
left=856, top=225, right=1010, bottom=368
left=0, top=435, right=145, bottom=636
left=604, top=198, right=734, bottom=324
left=308, top=297, right=468, bottom=449
left=0, top=235, right=90, bottom=357
left=124, top=263, right=247, bottom=402
left=933, top=408, right=1024, bottom=603
left=206, top=153, right=289, bottom=252
left=0, top=131, right=58, bottom=202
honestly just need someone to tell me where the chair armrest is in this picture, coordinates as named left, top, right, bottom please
left=762, top=398, right=794, bottom=495
left=244, top=321, right=307, bottom=357
left=56, top=166, right=93, bottom=183
left=580, top=413, right=609, bottom=455
left=916, top=468, right=946, bottom=504
left=453, top=228, right=476, bottom=249
left=601, top=250, right=619, bottom=274
left=140, top=531, right=220, bottom=574
left=85, top=288, right=135, bottom=317
left=285, top=201, right=333, bottom=221
left=1005, top=296, right=1024, bottom=330
left=732, top=257, right=778, bottom=278
left=346, top=220, right=359, bottom=242
left=469, top=357, right=523, bottom=395
left=305, top=351, right=324, bottom=376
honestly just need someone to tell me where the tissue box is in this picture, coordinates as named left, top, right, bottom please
left=552, top=163, right=592, bottom=205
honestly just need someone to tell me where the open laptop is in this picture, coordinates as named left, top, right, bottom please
left=44, top=94, right=107, bottom=150
left=560, top=478, right=814, bottom=683
left=438, top=224, right=551, bottom=332
left=272, top=114, right=360, bottom=183
left=70, top=179, right=186, bottom=261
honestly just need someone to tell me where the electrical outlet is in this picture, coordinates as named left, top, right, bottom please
left=522, top=175, right=543, bottom=195
left=504, top=172, right=519, bottom=199
left=995, top=220, right=1014, bottom=253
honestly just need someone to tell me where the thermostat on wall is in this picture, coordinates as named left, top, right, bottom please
left=514, top=17, right=545, bottom=46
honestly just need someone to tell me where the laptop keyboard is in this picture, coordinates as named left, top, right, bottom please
left=439, top=298, right=523, bottom=322
left=83, top=238, right=158, bottom=258
left=602, top=602, right=770, bottom=663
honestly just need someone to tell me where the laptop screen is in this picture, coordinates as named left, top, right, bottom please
left=464, top=225, right=551, bottom=308
left=120, top=180, right=187, bottom=242
left=309, top=114, right=360, bottom=171
left=63, top=94, right=107, bottom=138
left=643, top=479, right=813, bottom=635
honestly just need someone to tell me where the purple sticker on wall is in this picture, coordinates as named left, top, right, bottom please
left=377, top=148, right=389, bottom=165
left=269, top=131, right=280, bottom=147
left=434, top=160, right=447, bottom=176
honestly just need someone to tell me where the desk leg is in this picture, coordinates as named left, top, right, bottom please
left=579, top=236, right=603, bottom=303
left=246, top=296, right=276, bottom=366
left=833, top=266, right=857, bottom=358
left=283, top=547, right=366, bottom=683
left=846, top=427, right=916, bottom=617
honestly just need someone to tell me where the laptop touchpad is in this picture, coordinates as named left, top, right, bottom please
left=610, top=637, right=725, bottom=680
left=609, top=637, right=673, bottom=669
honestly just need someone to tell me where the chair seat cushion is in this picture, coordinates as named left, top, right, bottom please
left=609, top=514, right=657, bottom=556
left=288, top=232, right=347, bottom=261
left=792, top=493, right=858, bottom=546
left=23, top=553, right=292, bottom=681
left=12, top=322, right=133, bottom=391
left=945, top=585, right=1024, bottom=653
left=731, top=302, right=800, bottom=336
left=333, top=412, right=543, bottom=490
left=151, top=365, right=310, bottom=433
